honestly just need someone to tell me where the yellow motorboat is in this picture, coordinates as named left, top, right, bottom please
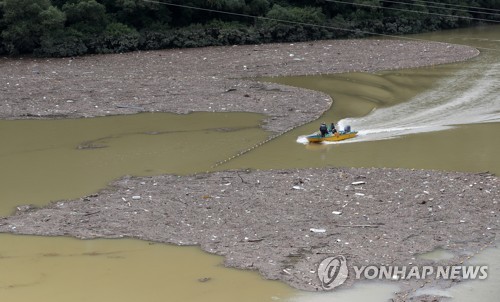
left=306, top=126, right=358, bottom=143
left=306, top=131, right=357, bottom=143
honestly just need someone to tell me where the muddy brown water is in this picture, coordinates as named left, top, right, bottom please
left=0, top=234, right=294, bottom=302
left=1, top=25, right=499, bottom=301
left=0, top=112, right=268, bottom=215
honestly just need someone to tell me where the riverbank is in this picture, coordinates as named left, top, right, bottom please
left=1, top=39, right=494, bottom=301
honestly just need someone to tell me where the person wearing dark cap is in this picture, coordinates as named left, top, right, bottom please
left=319, top=122, right=328, bottom=137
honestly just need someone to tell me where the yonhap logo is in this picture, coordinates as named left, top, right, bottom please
left=317, top=255, right=348, bottom=290
left=317, top=254, right=488, bottom=290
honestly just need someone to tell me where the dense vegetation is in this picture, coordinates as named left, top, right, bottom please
left=0, top=0, right=498, bottom=57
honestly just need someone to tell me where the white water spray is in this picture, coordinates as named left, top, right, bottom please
left=335, top=56, right=500, bottom=143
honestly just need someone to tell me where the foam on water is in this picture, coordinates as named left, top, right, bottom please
left=296, top=135, right=311, bottom=144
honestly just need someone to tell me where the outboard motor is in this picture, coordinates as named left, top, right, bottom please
left=345, top=125, right=351, bottom=133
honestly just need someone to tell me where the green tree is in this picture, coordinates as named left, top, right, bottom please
left=40, top=6, right=67, bottom=31
left=62, top=0, right=107, bottom=34
left=1, top=0, right=498, bottom=57
left=92, top=22, right=140, bottom=53
left=0, top=1, right=5, bottom=54
left=266, top=5, right=326, bottom=24
left=206, top=0, right=245, bottom=11
left=1, top=0, right=66, bottom=54
left=106, top=0, right=172, bottom=29
left=37, top=28, right=88, bottom=57
left=247, top=0, right=271, bottom=15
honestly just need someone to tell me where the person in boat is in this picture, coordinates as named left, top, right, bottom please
left=319, top=122, right=328, bottom=137
left=329, top=122, right=337, bottom=134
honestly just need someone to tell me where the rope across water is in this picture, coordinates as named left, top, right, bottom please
left=211, top=111, right=327, bottom=169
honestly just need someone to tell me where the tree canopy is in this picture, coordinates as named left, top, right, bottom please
left=0, top=0, right=498, bottom=56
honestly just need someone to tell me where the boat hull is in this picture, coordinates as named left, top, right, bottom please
left=306, top=131, right=358, bottom=143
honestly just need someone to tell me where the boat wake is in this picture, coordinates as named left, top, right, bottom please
left=334, top=55, right=500, bottom=144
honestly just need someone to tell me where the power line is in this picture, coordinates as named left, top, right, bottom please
left=411, top=0, right=500, bottom=13
left=325, top=0, right=500, bottom=23
left=141, top=0, right=392, bottom=36
left=379, top=0, right=500, bottom=17
left=141, top=0, right=500, bottom=52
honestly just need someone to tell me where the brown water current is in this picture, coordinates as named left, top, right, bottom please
left=1, top=25, right=500, bottom=301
